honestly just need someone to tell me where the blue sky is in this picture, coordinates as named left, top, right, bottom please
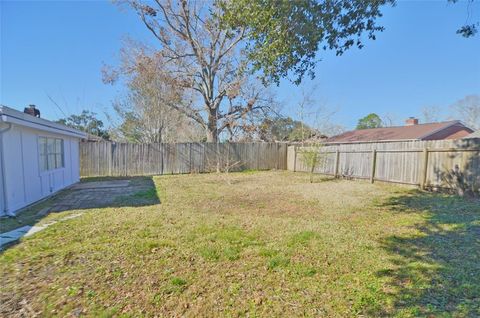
left=1, top=0, right=479, bottom=130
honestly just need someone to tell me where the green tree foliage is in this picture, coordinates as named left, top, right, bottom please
left=448, top=0, right=478, bottom=37
left=259, top=116, right=317, bottom=142
left=356, top=113, right=383, bottom=130
left=220, top=0, right=394, bottom=84
left=456, top=24, right=478, bottom=37
left=111, top=110, right=145, bottom=143
left=56, top=110, right=109, bottom=139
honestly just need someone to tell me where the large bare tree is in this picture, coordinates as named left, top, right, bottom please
left=421, top=105, right=443, bottom=124
left=451, top=95, right=480, bottom=130
left=117, top=0, right=391, bottom=142
left=104, top=42, right=203, bottom=143
left=122, top=0, right=254, bottom=142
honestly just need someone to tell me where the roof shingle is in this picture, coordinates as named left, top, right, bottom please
left=327, top=121, right=472, bottom=143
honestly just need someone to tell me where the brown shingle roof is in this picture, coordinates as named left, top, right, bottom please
left=327, top=121, right=472, bottom=143
left=464, top=130, right=480, bottom=139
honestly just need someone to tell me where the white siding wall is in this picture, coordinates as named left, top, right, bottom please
left=1, top=124, right=81, bottom=215
left=0, top=154, right=4, bottom=213
left=0, top=123, right=5, bottom=214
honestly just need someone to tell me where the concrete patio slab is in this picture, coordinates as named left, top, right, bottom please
left=1, top=177, right=157, bottom=249
left=71, top=180, right=130, bottom=190
left=35, top=207, right=51, bottom=217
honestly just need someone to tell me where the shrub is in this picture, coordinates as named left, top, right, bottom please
left=299, top=143, right=326, bottom=183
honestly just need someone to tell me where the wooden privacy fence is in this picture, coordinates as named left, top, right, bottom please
left=288, top=138, right=480, bottom=189
left=80, top=142, right=288, bottom=177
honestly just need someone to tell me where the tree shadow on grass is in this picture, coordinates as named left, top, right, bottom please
left=74, top=176, right=160, bottom=209
left=376, top=191, right=480, bottom=317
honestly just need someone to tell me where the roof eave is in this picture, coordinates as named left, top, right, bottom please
left=324, top=138, right=421, bottom=145
left=416, top=120, right=463, bottom=140
left=0, top=106, right=86, bottom=138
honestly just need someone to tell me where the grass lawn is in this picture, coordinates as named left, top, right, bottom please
left=0, top=177, right=157, bottom=233
left=1, top=171, right=479, bottom=317
left=0, top=190, right=74, bottom=234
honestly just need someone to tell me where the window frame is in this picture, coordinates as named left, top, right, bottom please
left=38, top=136, right=65, bottom=173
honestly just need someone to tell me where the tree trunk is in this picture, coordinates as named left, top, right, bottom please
left=206, top=109, right=218, bottom=142
left=206, top=129, right=217, bottom=143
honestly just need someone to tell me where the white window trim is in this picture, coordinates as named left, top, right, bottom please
left=37, top=135, right=66, bottom=176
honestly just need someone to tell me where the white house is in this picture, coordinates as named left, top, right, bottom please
left=0, top=105, right=86, bottom=216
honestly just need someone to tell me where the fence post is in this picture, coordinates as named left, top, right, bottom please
left=370, top=149, right=377, bottom=183
left=421, top=148, right=429, bottom=190
left=109, top=143, right=113, bottom=176
left=293, top=146, right=297, bottom=172
left=334, top=150, right=340, bottom=178
left=124, top=144, right=128, bottom=177
left=276, top=143, right=279, bottom=170
left=189, top=142, right=193, bottom=173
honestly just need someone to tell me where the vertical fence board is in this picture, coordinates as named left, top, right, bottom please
left=290, top=138, right=480, bottom=189
left=80, top=139, right=480, bottom=192
left=80, top=142, right=288, bottom=177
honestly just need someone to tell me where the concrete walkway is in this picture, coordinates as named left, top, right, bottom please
left=0, top=179, right=154, bottom=249
left=0, top=214, right=81, bottom=248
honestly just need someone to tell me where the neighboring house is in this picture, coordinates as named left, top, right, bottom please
left=464, top=130, right=480, bottom=139
left=327, top=117, right=474, bottom=143
left=0, top=105, right=86, bottom=216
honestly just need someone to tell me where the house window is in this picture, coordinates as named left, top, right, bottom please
left=39, top=137, right=64, bottom=171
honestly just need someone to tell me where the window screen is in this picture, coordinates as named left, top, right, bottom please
left=39, top=137, right=64, bottom=171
